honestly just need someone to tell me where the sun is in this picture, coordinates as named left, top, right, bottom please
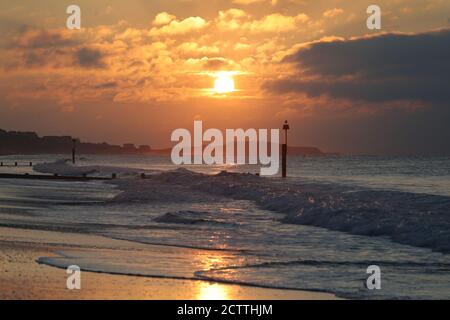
left=214, top=74, right=235, bottom=94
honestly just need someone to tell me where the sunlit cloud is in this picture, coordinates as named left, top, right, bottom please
left=323, top=8, right=344, bottom=19
left=232, top=0, right=278, bottom=5
left=149, top=15, right=208, bottom=36
left=152, top=12, right=177, bottom=26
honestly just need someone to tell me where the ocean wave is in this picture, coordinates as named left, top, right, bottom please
left=110, top=168, right=450, bottom=253
left=196, top=259, right=450, bottom=271
left=33, top=159, right=156, bottom=177
left=154, top=211, right=239, bottom=227
left=194, top=259, right=450, bottom=300
left=36, top=252, right=332, bottom=296
left=34, top=159, right=99, bottom=176
left=32, top=160, right=450, bottom=253
left=36, top=249, right=450, bottom=300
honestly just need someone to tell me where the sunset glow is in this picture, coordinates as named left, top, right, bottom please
left=0, top=1, right=449, bottom=153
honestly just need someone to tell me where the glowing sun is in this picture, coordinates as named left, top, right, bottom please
left=214, top=74, right=235, bottom=94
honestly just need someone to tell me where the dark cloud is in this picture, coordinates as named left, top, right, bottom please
left=265, top=28, right=450, bottom=103
left=75, top=47, right=105, bottom=68
left=202, top=57, right=233, bottom=70
left=94, top=81, right=117, bottom=89
left=0, top=27, right=80, bottom=70
left=10, top=27, right=76, bottom=49
left=24, top=52, right=43, bottom=67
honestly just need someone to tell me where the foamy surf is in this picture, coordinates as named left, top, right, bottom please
left=98, top=165, right=450, bottom=254
left=32, top=159, right=450, bottom=252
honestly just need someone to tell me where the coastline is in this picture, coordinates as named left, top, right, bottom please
left=0, top=227, right=339, bottom=300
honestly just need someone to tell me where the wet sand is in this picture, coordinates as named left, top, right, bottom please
left=0, top=227, right=338, bottom=300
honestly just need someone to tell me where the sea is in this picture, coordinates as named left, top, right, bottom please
left=0, top=154, right=449, bottom=299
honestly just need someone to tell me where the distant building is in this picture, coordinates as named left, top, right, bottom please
left=123, top=143, right=137, bottom=152
left=138, top=145, right=152, bottom=153
left=42, top=136, right=73, bottom=143
left=0, top=128, right=156, bottom=155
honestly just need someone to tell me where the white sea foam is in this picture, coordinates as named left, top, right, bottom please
left=33, top=159, right=450, bottom=253
left=33, top=159, right=154, bottom=177
left=154, top=211, right=238, bottom=227
left=108, top=167, right=450, bottom=253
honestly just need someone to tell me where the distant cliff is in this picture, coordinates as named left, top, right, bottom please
left=0, top=129, right=151, bottom=155
left=287, top=146, right=332, bottom=156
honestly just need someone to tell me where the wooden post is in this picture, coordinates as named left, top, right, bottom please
left=15, top=162, right=17, bottom=167
left=0, top=162, right=3, bottom=166
left=30, top=162, right=33, bottom=167
left=282, top=121, right=290, bottom=178
left=72, top=139, right=77, bottom=165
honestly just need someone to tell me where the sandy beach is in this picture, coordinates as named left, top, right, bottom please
left=0, top=227, right=338, bottom=300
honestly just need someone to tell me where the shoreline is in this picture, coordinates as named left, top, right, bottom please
left=0, top=227, right=339, bottom=300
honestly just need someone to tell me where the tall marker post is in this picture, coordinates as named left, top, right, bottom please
left=72, top=139, right=77, bottom=165
left=282, top=120, right=290, bottom=178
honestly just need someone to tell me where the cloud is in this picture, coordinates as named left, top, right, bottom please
left=216, top=9, right=309, bottom=33
left=232, top=0, right=277, bottom=5
left=247, top=13, right=309, bottom=33
left=201, top=57, right=236, bottom=70
left=94, top=81, right=117, bottom=89
left=182, top=57, right=238, bottom=73
left=152, top=12, right=176, bottom=26
left=10, top=28, right=76, bottom=49
left=216, top=9, right=250, bottom=30
left=76, top=47, right=105, bottom=68
left=149, top=16, right=208, bottom=36
left=2, top=27, right=82, bottom=70
left=323, top=8, right=344, bottom=18
left=264, top=28, right=450, bottom=103
left=176, top=42, right=219, bottom=57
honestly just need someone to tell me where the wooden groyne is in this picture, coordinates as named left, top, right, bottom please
left=0, top=162, right=34, bottom=167
left=0, top=173, right=113, bottom=181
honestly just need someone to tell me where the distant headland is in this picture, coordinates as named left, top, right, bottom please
left=0, top=129, right=151, bottom=156
left=0, top=129, right=335, bottom=156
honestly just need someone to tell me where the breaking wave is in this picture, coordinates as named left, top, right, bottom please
left=110, top=168, right=450, bottom=253
left=33, top=159, right=155, bottom=177
left=154, top=211, right=239, bottom=227
left=33, top=160, right=450, bottom=253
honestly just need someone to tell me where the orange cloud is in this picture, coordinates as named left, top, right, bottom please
left=152, top=12, right=177, bottom=26
left=216, top=9, right=309, bottom=34
left=246, top=13, right=309, bottom=33
left=323, top=8, right=344, bottom=18
left=176, top=42, right=220, bottom=57
left=149, top=15, right=208, bottom=36
left=216, top=9, right=249, bottom=31
left=232, top=0, right=278, bottom=5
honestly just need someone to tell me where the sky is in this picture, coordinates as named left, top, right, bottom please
left=0, top=0, right=449, bottom=154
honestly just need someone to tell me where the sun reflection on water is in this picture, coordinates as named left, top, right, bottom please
left=197, top=282, right=230, bottom=300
